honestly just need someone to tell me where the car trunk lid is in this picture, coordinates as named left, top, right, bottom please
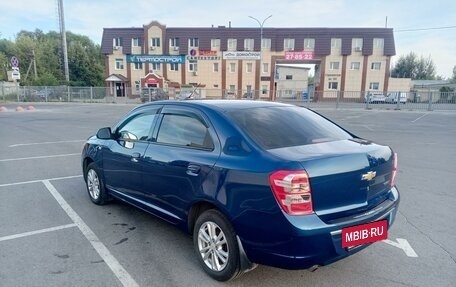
left=268, top=139, right=395, bottom=222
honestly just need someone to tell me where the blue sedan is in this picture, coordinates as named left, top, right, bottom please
left=81, top=100, right=399, bottom=281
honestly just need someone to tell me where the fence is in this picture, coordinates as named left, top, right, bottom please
left=1, top=85, right=455, bottom=111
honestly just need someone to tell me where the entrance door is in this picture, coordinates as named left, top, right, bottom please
left=116, top=82, right=124, bottom=97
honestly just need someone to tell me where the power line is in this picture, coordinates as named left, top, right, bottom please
left=395, top=25, right=456, bottom=32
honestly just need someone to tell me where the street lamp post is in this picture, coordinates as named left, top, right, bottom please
left=249, top=15, right=272, bottom=99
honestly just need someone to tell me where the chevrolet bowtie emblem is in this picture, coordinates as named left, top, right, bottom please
left=362, top=171, right=377, bottom=181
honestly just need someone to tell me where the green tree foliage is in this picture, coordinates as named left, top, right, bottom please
left=391, top=52, right=436, bottom=80
left=451, top=65, right=456, bottom=84
left=0, top=29, right=104, bottom=86
left=0, top=51, right=8, bottom=81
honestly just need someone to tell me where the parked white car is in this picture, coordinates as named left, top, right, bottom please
left=365, top=92, right=386, bottom=103
left=385, top=92, right=407, bottom=104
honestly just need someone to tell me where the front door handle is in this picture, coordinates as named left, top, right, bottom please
left=131, top=152, right=141, bottom=163
left=187, top=164, right=201, bottom=176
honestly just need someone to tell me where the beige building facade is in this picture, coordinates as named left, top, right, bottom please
left=101, top=21, right=397, bottom=100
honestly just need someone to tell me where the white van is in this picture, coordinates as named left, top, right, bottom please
left=385, top=92, right=407, bottom=104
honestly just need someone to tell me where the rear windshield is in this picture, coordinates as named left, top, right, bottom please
left=228, top=106, right=352, bottom=149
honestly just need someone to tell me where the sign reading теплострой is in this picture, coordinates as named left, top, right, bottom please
left=126, top=54, right=186, bottom=64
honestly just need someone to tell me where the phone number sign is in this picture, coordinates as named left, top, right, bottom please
left=284, top=51, right=314, bottom=61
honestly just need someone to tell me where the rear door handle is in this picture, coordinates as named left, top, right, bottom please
left=131, top=152, right=141, bottom=163
left=187, top=164, right=201, bottom=176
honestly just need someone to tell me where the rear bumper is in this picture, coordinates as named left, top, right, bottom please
left=237, top=186, right=399, bottom=269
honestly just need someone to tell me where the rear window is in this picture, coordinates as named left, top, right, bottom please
left=228, top=106, right=352, bottom=149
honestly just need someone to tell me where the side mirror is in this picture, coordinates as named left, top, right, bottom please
left=96, top=127, right=114, bottom=140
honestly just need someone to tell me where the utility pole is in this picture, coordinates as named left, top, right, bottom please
left=32, top=49, right=37, bottom=80
left=58, top=0, right=69, bottom=82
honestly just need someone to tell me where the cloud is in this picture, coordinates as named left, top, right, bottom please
left=1, top=0, right=455, bottom=77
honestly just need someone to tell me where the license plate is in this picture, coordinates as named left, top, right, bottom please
left=341, top=220, right=388, bottom=248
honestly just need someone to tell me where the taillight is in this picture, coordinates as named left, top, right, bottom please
left=269, top=170, right=313, bottom=215
left=390, top=153, right=398, bottom=188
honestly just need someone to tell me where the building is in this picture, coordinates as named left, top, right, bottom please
left=275, top=65, right=310, bottom=99
left=101, top=20, right=396, bottom=100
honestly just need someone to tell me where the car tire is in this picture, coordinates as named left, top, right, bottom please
left=193, top=209, right=241, bottom=281
left=85, top=162, right=108, bottom=205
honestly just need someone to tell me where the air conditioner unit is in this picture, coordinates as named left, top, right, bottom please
left=354, top=47, right=362, bottom=52
left=150, top=46, right=155, bottom=51
left=193, top=71, right=198, bottom=76
left=173, top=46, right=179, bottom=51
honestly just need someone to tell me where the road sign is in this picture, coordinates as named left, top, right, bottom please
left=10, top=56, right=19, bottom=68
left=12, top=69, right=20, bottom=80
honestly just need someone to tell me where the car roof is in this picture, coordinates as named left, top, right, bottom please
left=140, top=100, right=294, bottom=113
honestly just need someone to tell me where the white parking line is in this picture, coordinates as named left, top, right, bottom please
left=9, top=140, right=85, bottom=147
left=0, top=153, right=80, bottom=162
left=0, top=224, right=77, bottom=242
left=0, top=175, right=82, bottom=188
left=43, top=180, right=139, bottom=287
left=411, top=113, right=430, bottom=123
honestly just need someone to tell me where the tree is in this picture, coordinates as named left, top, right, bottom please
left=0, top=29, right=104, bottom=86
left=451, top=65, right=456, bottom=84
left=391, top=52, right=436, bottom=80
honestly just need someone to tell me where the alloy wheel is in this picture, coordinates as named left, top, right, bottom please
left=197, top=221, right=229, bottom=272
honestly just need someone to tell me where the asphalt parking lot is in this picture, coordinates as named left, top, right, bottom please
left=1, top=103, right=455, bottom=287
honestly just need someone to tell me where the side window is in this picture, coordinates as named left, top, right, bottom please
left=156, top=114, right=214, bottom=150
left=118, top=113, right=158, bottom=141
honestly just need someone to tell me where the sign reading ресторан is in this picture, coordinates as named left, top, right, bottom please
left=222, top=51, right=261, bottom=60
left=126, top=54, right=186, bottom=64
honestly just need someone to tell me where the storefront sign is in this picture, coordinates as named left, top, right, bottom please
left=186, top=56, right=221, bottom=61
left=223, top=51, right=261, bottom=60
left=127, top=54, right=185, bottom=64
left=284, top=51, right=314, bottom=61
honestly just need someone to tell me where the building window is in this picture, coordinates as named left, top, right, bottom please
left=328, top=81, right=338, bottom=90
left=329, top=61, right=340, bottom=70
left=244, top=39, right=254, bottom=51
left=213, top=63, right=219, bottom=72
left=331, top=38, right=341, bottom=49
left=113, top=37, right=123, bottom=47
left=246, top=63, right=253, bottom=73
left=133, top=62, right=143, bottom=70
left=262, top=85, right=268, bottom=94
left=115, top=59, right=124, bottom=70
left=369, top=82, right=380, bottom=90
left=352, top=38, right=363, bottom=52
left=151, top=63, right=161, bottom=71
left=189, top=61, right=198, bottom=72
left=229, top=62, right=236, bottom=73
left=211, top=38, right=220, bottom=48
left=170, top=37, right=179, bottom=48
left=304, top=38, right=315, bottom=49
left=262, top=63, right=269, bottom=74
left=189, top=38, right=199, bottom=48
left=170, top=63, right=179, bottom=71
left=228, top=38, right=237, bottom=51
left=262, top=38, right=271, bottom=49
left=371, top=62, right=381, bottom=70
left=284, top=38, right=295, bottom=50
left=373, top=38, right=384, bottom=49
left=286, top=75, right=293, bottom=80
left=229, top=85, right=236, bottom=91
left=132, top=38, right=140, bottom=47
left=350, top=62, right=360, bottom=70
left=134, top=81, right=140, bottom=92
left=151, top=37, right=161, bottom=48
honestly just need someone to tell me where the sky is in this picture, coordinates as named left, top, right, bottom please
left=0, top=0, right=455, bottom=78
